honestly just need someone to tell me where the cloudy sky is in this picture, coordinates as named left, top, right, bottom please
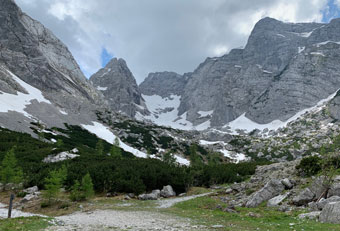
left=16, top=0, right=340, bottom=83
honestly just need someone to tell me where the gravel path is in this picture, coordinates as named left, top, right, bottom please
left=156, top=192, right=212, bottom=208
left=48, top=193, right=212, bottom=231
left=0, top=202, right=45, bottom=218
left=47, top=210, right=202, bottom=231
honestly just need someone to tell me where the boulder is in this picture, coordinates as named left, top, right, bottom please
left=316, top=196, right=340, bottom=210
left=328, top=183, right=340, bottom=197
left=152, top=189, right=161, bottom=198
left=298, top=211, right=321, bottom=220
left=267, top=193, right=289, bottom=207
left=20, top=194, right=38, bottom=203
left=319, top=202, right=340, bottom=224
left=309, top=176, right=328, bottom=199
left=160, top=185, right=176, bottom=198
left=292, top=188, right=315, bottom=206
left=246, top=179, right=285, bottom=208
left=281, top=178, right=293, bottom=189
left=138, top=193, right=158, bottom=200
left=23, top=186, right=39, bottom=194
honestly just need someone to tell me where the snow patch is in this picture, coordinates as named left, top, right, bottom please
left=0, top=69, right=51, bottom=118
left=262, top=70, right=272, bottom=74
left=276, top=34, right=286, bottom=38
left=199, top=140, right=226, bottom=146
left=315, top=41, right=340, bottom=47
left=298, top=46, right=305, bottom=53
left=224, top=89, right=339, bottom=134
left=96, top=86, right=108, bottom=91
left=59, top=109, right=68, bottom=115
left=234, top=65, right=242, bottom=68
left=218, top=149, right=249, bottom=163
left=310, top=52, right=325, bottom=57
left=198, top=110, right=214, bottom=118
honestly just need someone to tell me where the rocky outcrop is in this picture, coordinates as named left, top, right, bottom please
left=90, top=58, right=148, bottom=117
left=139, top=72, right=188, bottom=98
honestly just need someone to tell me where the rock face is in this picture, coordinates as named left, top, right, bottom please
left=319, top=201, right=340, bottom=224
left=140, top=17, right=340, bottom=129
left=90, top=58, right=148, bottom=117
left=139, top=72, right=188, bottom=98
left=0, top=0, right=105, bottom=133
left=246, top=179, right=285, bottom=208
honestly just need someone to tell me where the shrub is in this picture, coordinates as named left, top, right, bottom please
left=0, top=147, right=23, bottom=184
left=296, top=156, right=322, bottom=177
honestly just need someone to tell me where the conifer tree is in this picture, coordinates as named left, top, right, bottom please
left=95, top=139, right=104, bottom=155
left=81, top=173, right=94, bottom=199
left=0, top=147, right=23, bottom=184
left=43, top=165, right=67, bottom=203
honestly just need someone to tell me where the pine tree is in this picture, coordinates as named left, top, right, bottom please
left=0, top=147, right=23, bottom=184
left=162, top=151, right=176, bottom=166
left=189, top=144, right=202, bottom=167
left=70, top=180, right=83, bottom=201
left=56, top=139, right=64, bottom=148
left=95, top=140, right=104, bottom=155
left=43, top=165, right=67, bottom=203
left=81, top=173, right=94, bottom=199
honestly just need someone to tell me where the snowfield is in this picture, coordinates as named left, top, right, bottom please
left=141, top=94, right=211, bottom=131
left=0, top=69, right=51, bottom=118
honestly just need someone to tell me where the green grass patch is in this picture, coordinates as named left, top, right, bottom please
left=0, top=217, right=51, bottom=231
left=167, top=196, right=340, bottom=230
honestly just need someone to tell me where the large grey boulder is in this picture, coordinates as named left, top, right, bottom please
left=316, top=196, right=340, bottom=210
left=292, top=188, right=315, bottom=206
left=23, top=186, right=39, bottom=194
left=298, top=211, right=321, bottom=220
left=319, top=202, right=340, bottom=223
left=160, top=185, right=176, bottom=198
left=328, top=183, right=340, bottom=197
left=267, top=193, right=289, bottom=207
left=138, top=192, right=159, bottom=200
left=246, top=179, right=285, bottom=208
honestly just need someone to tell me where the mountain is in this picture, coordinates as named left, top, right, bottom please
left=0, top=0, right=106, bottom=134
left=90, top=58, right=148, bottom=117
left=139, top=17, right=340, bottom=133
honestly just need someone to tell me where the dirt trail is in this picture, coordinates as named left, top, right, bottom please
left=48, top=193, right=211, bottom=231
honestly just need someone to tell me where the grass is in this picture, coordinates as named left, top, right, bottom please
left=167, top=195, right=340, bottom=231
left=0, top=217, right=51, bottom=231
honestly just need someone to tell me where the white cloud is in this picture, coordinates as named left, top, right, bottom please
left=16, top=0, right=328, bottom=83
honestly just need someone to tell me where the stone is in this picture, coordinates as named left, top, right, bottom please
left=281, top=178, right=293, bottom=189
left=246, top=179, right=285, bottom=208
left=151, top=189, right=161, bottom=198
left=160, top=185, right=176, bottom=198
left=23, top=186, right=39, bottom=194
left=309, top=176, right=328, bottom=199
left=328, top=183, right=340, bottom=197
left=267, top=193, right=289, bottom=207
left=316, top=196, right=340, bottom=210
left=138, top=193, right=158, bottom=200
left=225, top=188, right=233, bottom=194
left=178, top=193, right=187, bottom=197
left=319, top=202, right=340, bottom=224
left=20, top=194, right=37, bottom=203
left=292, top=188, right=315, bottom=206
left=298, top=211, right=321, bottom=220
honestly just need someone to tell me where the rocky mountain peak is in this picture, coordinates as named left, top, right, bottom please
left=90, top=57, right=149, bottom=117
left=139, top=71, right=187, bottom=98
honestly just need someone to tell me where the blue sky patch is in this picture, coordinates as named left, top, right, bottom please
left=322, top=0, right=340, bottom=22
left=101, top=48, right=114, bottom=67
